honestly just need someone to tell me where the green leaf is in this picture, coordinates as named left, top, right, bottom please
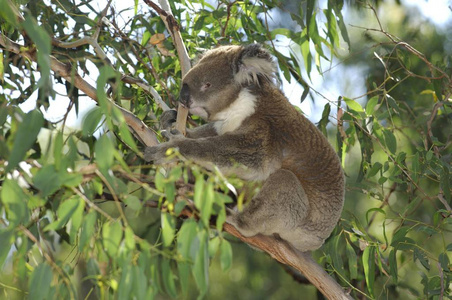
left=330, top=235, right=346, bottom=279
left=391, top=227, right=410, bottom=247
left=367, top=162, right=382, bottom=178
left=60, top=171, right=83, bottom=188
left=200, top=181, right=214, bottom=226
left=362, top=246, right=376, bottom=297
left=0, top=179, right=29, bottom=226
left=7, top=110, right=44, bottom=172
left=414, top=248, right=430, bottom=271
left=216, top=203, right=227, bottom=232
left=79, top=210, right=97, bottom=251
left=402, top=197, right=422, bottom=216
left=95, top=134, right=115, bottom=171
left=439, top=252, right=450, bottom=272
left=96, top=65, right=118, bottom=108
left=45, top=197, right=85, bottom=231
left=0, top=0, right=20, bottom=27
left=124, top=226, right=135, bottom=251
left=102, top=220, right=123, bottom=257
left=220, top=239, right=233, bottom=272
left=118, top=121, right=138, bottom=152
left=165, top=181, right=176, bottom=204
left=118, top=261, right=133, bottom=300
left=383, top=129, right=397, bottom=154
left=389, top=249, right=398, bottom=284
left=366, top=96, right=379, bottom=115
left=194, top=173, right=205, bottom=209
left=0, top=229, right=13, bottom=268
left=446, top=243, right=452, bottom=252
left=33, top=165, right=62, bottom=197
left=317, top=103, right=331, bottom=136
left=177, top=219, right=198, bottom=260
left=208, top=236, right=220, bottom=258
left=192, top=229, right=209, bottom=297
left=155, top=170, right=165, bottom=192
left=411, top=152, right=420, bottom=182
left=123, top=195, right=142, bottom=211
left=324, top=8, right=339, bottom=47
left=33, top=165, right=82, bottom=197
left=53, top=132, right=64, bottom=171
left=82, top=107, right=104, bottom=137
left=161, top=212, right=175, bottom=247
left=300, top=31, right=312, bottom=77
left=23, top=14, right=52, bottom=95
left=178, top=262, right=190, bottom=298
left=174, top=200, right=187, bottom=215
left=29, top=263, right=53, bottom=300
left=306, top=0, right=315, bottom=38
left=345, top=241, right=357, bottom=279
left=132, top=265, right=147, bottom=300
left=344, top=97, right=364, bottom=113
left=161, top=259, right=177, bottom=298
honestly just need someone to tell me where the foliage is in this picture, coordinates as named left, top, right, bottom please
left=0, top=0, right=451, bottom=299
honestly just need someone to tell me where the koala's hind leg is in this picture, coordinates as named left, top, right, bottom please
left=228, top=169, right=313, bottom=249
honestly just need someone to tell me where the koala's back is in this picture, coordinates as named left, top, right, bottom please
left=243, top=84, right=345, bottom=240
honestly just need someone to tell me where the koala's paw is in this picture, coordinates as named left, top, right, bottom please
left=161, top=128, right=183, bottom=141
left=144, top=145, right=167, bottom=163
left=160, top=109, right=177, bottom=130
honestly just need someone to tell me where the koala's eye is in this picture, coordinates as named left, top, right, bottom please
left=201, top=82, right=211, bottom=91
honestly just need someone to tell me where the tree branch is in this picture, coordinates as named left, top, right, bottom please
left=222, top=223, right=352, bottom=300
left=144, top=0, right=190, bottom=135
left=0, top=31, right=159, bottom=147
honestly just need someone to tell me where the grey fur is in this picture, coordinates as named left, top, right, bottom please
left=145, top=44, right=345, bottom=252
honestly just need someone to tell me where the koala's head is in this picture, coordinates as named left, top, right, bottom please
left=179, top=44, right=277, bottom=120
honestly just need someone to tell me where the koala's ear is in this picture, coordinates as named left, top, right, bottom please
left=234, top=44, right=277, bottom=85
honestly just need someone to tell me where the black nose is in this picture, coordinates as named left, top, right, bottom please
left=179, top=84, right=190, bottom=107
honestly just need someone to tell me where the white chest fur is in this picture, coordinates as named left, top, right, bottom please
left=213, top=89, right=257, bottom=135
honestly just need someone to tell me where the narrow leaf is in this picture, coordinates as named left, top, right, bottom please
left=7, top=110, right=44, bottom=172
left=383, top=129, right=397, bottom=154
left=0, top=179, right=29, bottom=225
left=161, top=212, right=175, bottom=247
left=102, top=220, right=123, bottom=257
left=345, top=241, right=357, bottom=279
left=362, top=246, right=376, bottom=297
left=29, top=263, right=53, bottom=300
left=389, top=249, right=398, bottom=284
left=220, top=239, right=233, bottom=272
left=161, top=259, right=177, bottom=298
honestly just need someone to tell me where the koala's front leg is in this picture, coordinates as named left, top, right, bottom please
left=144, top=133, right=185, bottom=163
left=144, top=143, right=170, bottom=163
left=145, top=134, right=263, bottom=170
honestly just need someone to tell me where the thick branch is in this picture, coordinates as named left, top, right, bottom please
left=223, top=223, right=352, bottom=300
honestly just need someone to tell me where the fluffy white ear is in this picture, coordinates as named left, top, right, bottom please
left=234, top=44, right=277, bottom=85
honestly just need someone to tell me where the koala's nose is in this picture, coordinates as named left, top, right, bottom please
left=179, top=84, right=191, bottom=108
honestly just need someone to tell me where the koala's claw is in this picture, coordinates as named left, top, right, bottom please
left=161, top=128, right=182, bottom=140
left=160, top=109, right=178, bottom=130
left=143, top=146, right=158, bottom=162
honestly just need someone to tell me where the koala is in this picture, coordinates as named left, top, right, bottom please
left=145, top=44, right=345, bottom=252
